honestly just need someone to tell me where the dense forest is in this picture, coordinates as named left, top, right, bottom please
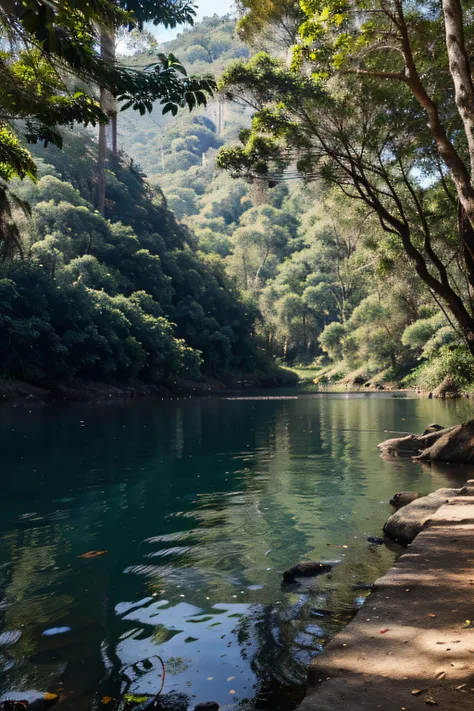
left=118, top=13, right=471, bottom=392
left=2, top=2, right=474, bottom=394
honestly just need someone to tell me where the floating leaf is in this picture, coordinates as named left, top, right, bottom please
left=425, top=696, right=437, bottom=705
left=464, top=620, right=473, bottom=628
left=380, top=628, right=389, bottom=634
left=411, top=690, right=423, bottom=696
left=124, top=695, right=148, bottom=703
left=229, top=690, right=236, bottom=695
left=101, top=697, right=113, bottom=705
left=428, top=614, right=436, bottom=618
left=43, top=694, right=58, bottom=702
left=78, top=550, right=108, bottom=559
left=435, top=671, right=446, bottom=680
left=227, top=676, right=235, bottom=682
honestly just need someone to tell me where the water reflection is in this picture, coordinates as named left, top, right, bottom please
left=0, top=393, right=472, bottom=710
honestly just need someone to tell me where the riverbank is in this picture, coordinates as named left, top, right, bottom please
left=0, top=368, right=298, bottom=407
left=298, top=485, right=474, bottom=711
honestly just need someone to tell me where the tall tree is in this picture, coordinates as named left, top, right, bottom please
left=217, top=1, right=474, bottom=358
left=1, top=0, right=214, bottom=222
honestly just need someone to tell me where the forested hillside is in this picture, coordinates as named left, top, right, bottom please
left=0, top=131, right=292, bottom=391
left=118, top=14, right=467, bottom=392
left=3, top=6, right=473, bottom=395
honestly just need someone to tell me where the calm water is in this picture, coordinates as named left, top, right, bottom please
left=1, top=392, right=473, bottom=711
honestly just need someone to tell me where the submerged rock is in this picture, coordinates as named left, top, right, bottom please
left=417, top=420, right=474, bottom=463
left=351, top=582, right=374, bottom=591
left=389, top=491, right=421, bottom=510
left=282, top=561, right=333, bottom=582
left=366, top=536, right=384, bottom=545
left=310, top=608, right=334, bottom=619
left=194, top=703, right=219, bottom=711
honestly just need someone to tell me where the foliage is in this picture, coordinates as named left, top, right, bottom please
left=0, top=131, right=269, bottom=385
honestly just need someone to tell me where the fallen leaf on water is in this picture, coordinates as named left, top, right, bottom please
left=435, top=671, right=446, bottom=680
left=101, top=698, right=113, bottom=705
left=229, top=690, right=236, bottom=695
left=411, top=689, right=423, bottom=695
left=380, top=628, right=389, bottom=634
left=455, top=684, right=467, bottom=690
left=428, top=614, right=436, bottom=618
left=464, top=620, right=474, bottom=628
left=424, top=695, right=437, bottom=705
left=124, top=695, right=148, bottom=704
left=227, top=676, right=235, bottom=682
left=43, top=694, right=58, bottom=702
left=207, top=677, right=213, bottom=681
left=78, top=550, right=108, bottom=559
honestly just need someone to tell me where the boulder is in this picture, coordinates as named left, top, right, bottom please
left=422, top=423, right=445, bottom=435
left=377, top=434, right=422, bottom=456
left=389, top=491, right=421, bottom=509
left=432, top=375, right=460, bottom=399
left=378, top=425, right=458, bottom=458
left=282, top=561, right=333, bottom=582
left=383, top=488, right=459, bottom=545
left=417, top=419, right=474, bottom=463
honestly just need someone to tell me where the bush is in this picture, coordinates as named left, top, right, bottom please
left=404, top=345, right=474, bottom=391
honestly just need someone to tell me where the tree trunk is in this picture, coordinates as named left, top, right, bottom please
left=96, top=21, right=117, bottom=215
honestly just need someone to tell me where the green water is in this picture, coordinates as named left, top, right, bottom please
left=1, top=392, right=473, bottom=711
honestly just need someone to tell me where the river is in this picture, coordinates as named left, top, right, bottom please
left=1, top=392, right=473, bottom=711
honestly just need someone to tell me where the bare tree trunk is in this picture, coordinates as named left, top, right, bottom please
left=96, top=21, right=117, bottom=215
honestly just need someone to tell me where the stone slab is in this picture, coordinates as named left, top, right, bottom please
left=298, top=500, right=474, bottom=711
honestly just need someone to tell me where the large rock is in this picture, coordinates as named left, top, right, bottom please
left=417, top=419, right=474, bottom=463
left=282, top=561, right=334, bottom=582
left=389, top=491, right=421, bottom=510
left=378, top=425, right=458, bottom=458
left=432, top=375, right=460, bottom=398
left=383, top=488, right=459, bottom=544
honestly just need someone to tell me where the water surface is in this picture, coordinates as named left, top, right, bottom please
left=0, top=392, right=473, bottom=710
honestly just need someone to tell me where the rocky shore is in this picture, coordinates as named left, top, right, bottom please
left=296, top=483, right=474, bottom=711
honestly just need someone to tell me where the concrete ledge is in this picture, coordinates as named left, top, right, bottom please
left=298, top=493, right=474, bottom=711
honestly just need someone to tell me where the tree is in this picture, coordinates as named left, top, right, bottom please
left=1, top=0, right=215, bottom=221
left=217, top=32, right=474, bottom=359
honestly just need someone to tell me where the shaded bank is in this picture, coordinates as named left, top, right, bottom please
left=297, top=484, right=474, bottom=711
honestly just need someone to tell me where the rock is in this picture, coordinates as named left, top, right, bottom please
left=417, top=420, right=474, bottom=463
left=283, top=561, right=333, bottom=582
left=422, top=423, right=445, bottom=435
left=383, top=488, right=460, bottom=545
left=194, top=704, right=219, bottom=711
left=366, top=536, right=384, bottom=545
left=389, top=491, right=421, bottom=509
left=432, top=375, right=460, bottom=399
left=351, top=582, right=374, bottom=591
left=377, top=434, right=421, bottom=456
left=378, top=426, right=458, bottom=458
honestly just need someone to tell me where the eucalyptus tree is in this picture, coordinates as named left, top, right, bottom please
left=1, top=0, right=215, bottom=227
left=218, top=0, right=474, bottom=357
